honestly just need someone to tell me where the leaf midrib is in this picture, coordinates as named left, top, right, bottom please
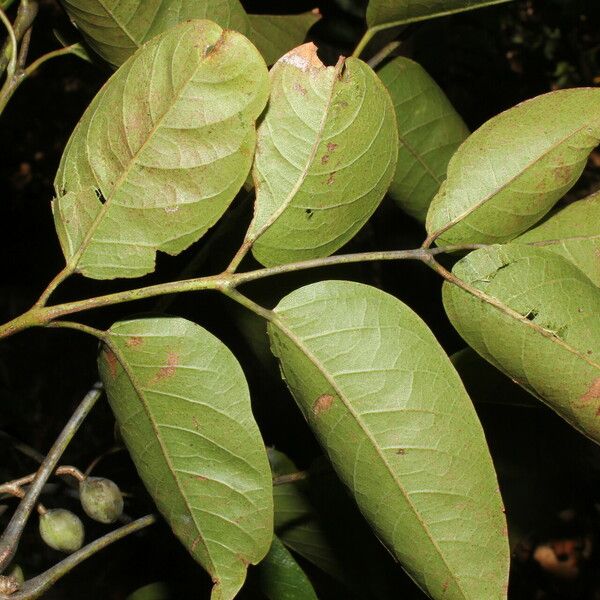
left=248, top=60, right=343, bottom=244
left=67, top=29, right=223, bottom=271
left=430, top=113, right=600, bottom=238
left=270, top=315, right=470, bottom=600
left=105, top=336, right=217, bottom=575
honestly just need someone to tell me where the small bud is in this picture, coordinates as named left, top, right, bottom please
left=79, top=477, right=124, bottom=524
left=0, top=575, right=19, bottom=595
left=39, top=509, right=84, bottom=553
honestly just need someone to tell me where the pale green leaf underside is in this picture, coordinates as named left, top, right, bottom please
left=516, top=192, right=600, bottom=285
left=367, top=0, right=514, bottom=28
left=257, top=536, right=318, bottom=600
left=53, top=20, right=268, bottom=280
left=247, top=12, right=321, bottom=66
left=269, top=280, right=508, bottom=600
left=61, top=0, right=250, bottom=66
left=98, top=317, right=273, bottom=600
left=443, top=245, right=600, bottom=443
left=378, top=57, right=469, bottom=222
left=426, top=88, right=600, bottom=245
left=249, top=43, right=398, bottom=267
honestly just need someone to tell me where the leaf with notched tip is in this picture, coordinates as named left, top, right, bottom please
left=99, top=317, right=273, bottom=600
left=268, top=280, right=509, bottom=600
left=247, top=43, right=398, bottom=267
left=53, top=20, right=268, bottom=280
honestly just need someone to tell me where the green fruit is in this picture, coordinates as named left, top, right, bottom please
left=39, top=509, right=84, bottom=553
left=79, top=477, right=124, bottom=524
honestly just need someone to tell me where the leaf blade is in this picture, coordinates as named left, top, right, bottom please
left=367, top=0, right=514, bottom=28
left=426, top=88, right=600, bottom=245
left=248, top=43, right=398, bottom=267
left=61, top=0, right=250, bottom=66
left=99, top=317, right=273, bottom=600
left=268, top=280, right=509, bottom=600
left=53, top=20, right=269, bottom=280
left=378, top=57, right=469, bottom=222
left=257, top=536, right=318, bottom=600
left=247, top=12, right=321, bottom=66
left=515, top=192, right=600, bottom=285
left=443, top=244, right=600, bottom=442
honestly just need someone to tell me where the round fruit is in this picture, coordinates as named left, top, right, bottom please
left=39, top=509, right=84, bottom=553
left=79, top=477, right=124, bottom=524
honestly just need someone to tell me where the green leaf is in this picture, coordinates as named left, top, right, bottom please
left=515, top=192, right=600, bottom=285
left=60, top=0, right=250, bottom=66
left=367, top=0, right=514, bottom=28
left=53, top=20, right=268, bottom=280
left=257, top=536, right=318, bottom=600
left=247, top=43, right=398, bottom=267
left=268, top=280, right=509, bottom=600
left=443, top=244, right=600, bottom=443
left=126, top=582, right=170, bottom=600
left=378, top=57, right=469, bottom=222
left=98, top=317, right=273, bottom=600
left=426, top=88, right=600, bottom=245
left=268, top=449, right=344, bottom=582
left=248, top=12, right=321, bottom=66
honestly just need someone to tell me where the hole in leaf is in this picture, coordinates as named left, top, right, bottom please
left=525, top=309, right=538, bottom=321
left=94, top=188, right=106, bottom=204
left=305, top=208, right=313, bottom=219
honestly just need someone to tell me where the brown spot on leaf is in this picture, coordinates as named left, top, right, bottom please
left=293, top=82, right=307, bottom=95
left=104, top=349, right=118, bottom=379
left=442, top=581, right=449, bottom=593
left=580, top=377, right=600, bottom=406
left=280, top=42, right=324, bottom=72
left=321, top=154, right=329, bottom=164
left=191, top=536, right=202, bottom=552
left=194, top=474, right=208, bottom=482
left=554, top=164, right=574, bottom=184
left=326, top=172, right=336, bottom=185
left=313, top=394, right=334, bottom=415
left=327, top=142, right=338, bottom=152
left=126, top=336, right=143, bottom=347
left=150, top=351, right=179, bottom=384
left=396, top=448, right=406, bottom=455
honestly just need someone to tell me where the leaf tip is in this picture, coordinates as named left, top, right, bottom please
left=280, top=42, right=324, bottom=72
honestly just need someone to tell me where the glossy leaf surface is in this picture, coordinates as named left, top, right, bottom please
left=268, top=280, right=509, bottom=600
left=426, top=89, right=600, bottom=245
left=248, top=12, right=321, bottom=66
left=516, top=192, right=600, bottom=285
left=53, top=20, right=268, bottom=279
left=367, top=0, right=514, bottom=27
left=248, top=43, right=398, bottom=267
left=378, top=57, right=469, bottom=221
left=61, top=0, right=250, bottom=66
left=99, top=317, right=273, bottom=600
left=257, top=536, right=318, bottom=600
left=444, top=245, right=600, bottom=442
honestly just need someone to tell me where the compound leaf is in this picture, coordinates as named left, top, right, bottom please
left=98, top=317, right=273, bottom=600
left=257, top=536, right=318, bottom=600
left=247, top=43, right=398, bottom=267
left=53, top=20, right=268, bottom=280
left=268, top=280, right=509, bottom=600
left=366, top=0, right=514, bottom=28
left=61, top=0, right=250, bottom=66
left=378, top=57, right=469, bottom=222
left=443, top=244, right=600, bottom=443
left=248, top=12, right=321, bottom=66
left=516, top=192, right=600, bottom=285
left=426, top=89, right=600, bottom=246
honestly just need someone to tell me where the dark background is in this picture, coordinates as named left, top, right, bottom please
left=1, top=0, right=600, bottom=598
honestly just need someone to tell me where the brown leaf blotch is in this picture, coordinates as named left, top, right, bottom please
left=327, top=142, right=338, bottom=152
left=313, top=394, right=334, bottom=415
left=581, top=377, right=600, bottom=406
left=104, top=349, right=118, bottom=379
left=126, top=336, right=143, bottom=347
left=151, top=351, right=179, bottom=384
